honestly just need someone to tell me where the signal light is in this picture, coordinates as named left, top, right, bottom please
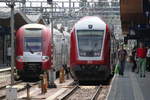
left=16, top=56, right=23, bottom=62
left=42, top=56, right=49, bottom=62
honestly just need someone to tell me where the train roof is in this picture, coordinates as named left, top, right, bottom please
left=22, top=23, right=46, bottom=29
left=75, top=16, right=106, bottom=30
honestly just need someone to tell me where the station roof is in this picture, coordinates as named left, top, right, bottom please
left=0, top=8, right=46, bottom=30
left=120, top=0, right=147, bottom=35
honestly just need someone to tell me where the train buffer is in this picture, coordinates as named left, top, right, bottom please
left=107, top=62, right=150, bottom=100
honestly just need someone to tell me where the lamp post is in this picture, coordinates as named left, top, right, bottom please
left=69, top=0, right=71, bottom=16
left=145, top=11, right=149, bottom=25
left=10, top=0, right=15, bottom=85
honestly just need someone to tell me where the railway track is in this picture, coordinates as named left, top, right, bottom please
left=58, top=85, right=102, bottom=100
left=0, top=81, right=38, bottom=100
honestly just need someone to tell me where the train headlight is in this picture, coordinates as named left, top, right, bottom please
left=42, top=56, right=49, bottom=62
left=16, top=56, right=24, bottom=62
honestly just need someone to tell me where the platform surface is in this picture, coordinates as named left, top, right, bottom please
left=107, top=62, right=150, bottom=100
left=17, top=77, right=74, bottom=100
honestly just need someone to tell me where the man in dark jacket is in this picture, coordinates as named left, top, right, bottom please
left=118, top=44, right=127, bottom=76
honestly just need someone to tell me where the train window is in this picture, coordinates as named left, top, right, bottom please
left=77, top=30, right=104, bottom=57
left=77, top=30, right=104, bottom=36
left=25, top=28, right=42, bottom=30
left=24, top=29, right=42, bottom=37
left=24, top=37, right=42, bottom=52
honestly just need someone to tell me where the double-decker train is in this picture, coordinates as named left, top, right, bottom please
left=16, top=23, right=70, bottom=79
left=70, top=16, right=116, bottom=82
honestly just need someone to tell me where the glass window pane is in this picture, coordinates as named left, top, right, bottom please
left=77, top=30, right=104, bottom=57
left=24, top=37, right=42, bottom=52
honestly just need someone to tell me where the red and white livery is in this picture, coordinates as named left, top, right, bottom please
left=16, top=24, right=52, bottom=79
left=70, top=16, right=111, bottom=82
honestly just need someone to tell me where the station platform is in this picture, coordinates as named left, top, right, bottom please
left=17, top=78, right=74, bottom=100
left=107, top=62, right=150, bottom=100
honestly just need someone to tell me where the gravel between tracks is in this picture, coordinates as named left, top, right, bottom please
left=67, top=86, right=98, bottom=100
left=97, top=86, right=109, bottom=100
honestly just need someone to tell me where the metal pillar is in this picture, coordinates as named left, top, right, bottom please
left=48, top=69, right=56, bottom=88
left=10, top=0, right=15, bottom=85
left=48, top=2, right=56, bottom=88
left=69, top=0, right=71, bottom=15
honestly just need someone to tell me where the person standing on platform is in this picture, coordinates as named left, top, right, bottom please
left=136, top=42, right=147, bottom=77
left=118, top=44, right=127, bottom=76
left=131, top=46, right=137, bottom=72
left=146, top=46, right=150, bottom=71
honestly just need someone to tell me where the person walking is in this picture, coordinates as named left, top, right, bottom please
left=136, top=42, right=147, bottom=77
left=118, top=44, right=127, bottom=76
left=131, top=46, right=137, bottom=72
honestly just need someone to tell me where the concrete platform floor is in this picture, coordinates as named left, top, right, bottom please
left=107, top=62, right=150, bottom=100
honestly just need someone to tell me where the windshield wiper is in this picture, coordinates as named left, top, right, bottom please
left=27, top=43, right=34, bottom=54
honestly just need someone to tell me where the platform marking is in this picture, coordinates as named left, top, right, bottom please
left=106, top=74, right=116, bottom=100
left=130, top=72, right=144, bottom=100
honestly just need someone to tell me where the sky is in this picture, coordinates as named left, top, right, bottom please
left=26, top=0, right=99, bottom=1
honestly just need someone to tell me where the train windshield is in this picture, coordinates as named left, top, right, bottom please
left=24, top=37, right=42, bottom=52
left=77, top=30, right=104, bottom=57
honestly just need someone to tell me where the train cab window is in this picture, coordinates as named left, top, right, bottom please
left=24, top=29, right=42, bottom=53
left=77, top=30, right=104, bottom=57
left=24, top=37, right=42, bottom=52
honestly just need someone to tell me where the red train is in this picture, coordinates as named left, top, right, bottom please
left=70, top=16, right=113, bottom=82
left=16, top=24, right=52, bottom=79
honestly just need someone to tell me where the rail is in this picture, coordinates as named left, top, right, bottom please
left=60, top=85, right=79, bottom=100
left=91, top=85, right=102, bottom=100
left=58, top=85, right=102, bottom=100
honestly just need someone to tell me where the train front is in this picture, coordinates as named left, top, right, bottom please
left=16, top=24, right=52, bottom=79
left=70, top=16, right=111, bottom=82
